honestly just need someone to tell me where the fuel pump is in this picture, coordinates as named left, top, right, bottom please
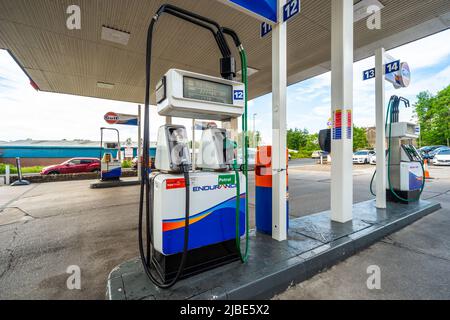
left=99, top=127, right=122, bottom=181
left=370, top=96, right=425, bottom=203
left=138, top=4, right=250, bottom=288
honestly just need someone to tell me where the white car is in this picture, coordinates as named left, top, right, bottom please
left=369, top=152, right=376, bottom=165
left=432, top=148, right=450, bottom=166
left=353, top=150, right=375, bottom=164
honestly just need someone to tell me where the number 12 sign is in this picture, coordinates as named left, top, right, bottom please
left=283, top=0, right=300, bottom=22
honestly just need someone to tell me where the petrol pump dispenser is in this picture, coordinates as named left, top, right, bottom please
left=99, top=127, right=122, bottom=181
left=142, top=70, right=248, bottom=285
left=138, top=4, right=250, bottom=288
left=369, top=96, right=425, bottom=203
left=385, top=96, right=425, bottom=203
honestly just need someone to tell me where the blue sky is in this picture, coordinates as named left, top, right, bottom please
left=1, top=29, right=449, bottom=143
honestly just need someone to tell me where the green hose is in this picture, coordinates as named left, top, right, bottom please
left=233, top=46, right=250, bottom=263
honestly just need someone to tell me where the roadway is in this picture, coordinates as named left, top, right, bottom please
left=0, top=163, right=449, bottom=299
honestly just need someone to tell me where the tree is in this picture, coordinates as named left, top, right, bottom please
left=287, top=128, right=309, bottom=151
left=414, top=85, right=450, bottom=147
left=353, top=126, right=369, bottom=151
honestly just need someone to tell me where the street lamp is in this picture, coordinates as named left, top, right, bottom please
left=253, top=113, right=257, bottom=147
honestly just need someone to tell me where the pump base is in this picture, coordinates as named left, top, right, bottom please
left=387, top=189, right=421, bottom=204
left=151, top=239, right=239, bottom=282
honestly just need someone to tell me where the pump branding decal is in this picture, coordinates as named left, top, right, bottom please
left=193, top=184, right=236, bottom=192
left=166, top=178, right=185, bottom=189
left=162, top=194, right=246, bottom=254
left=218, top=174, right=236, bottom=185
left=333, top=109, right=342, bottom=140
left=233, top=90, right=244, bottom=100
left=409, top=164, right=423, bottom=190
left=346, top=110, right=352, bottom=139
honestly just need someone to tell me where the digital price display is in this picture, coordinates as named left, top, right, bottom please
left=183, top=76, right=233, bottom=104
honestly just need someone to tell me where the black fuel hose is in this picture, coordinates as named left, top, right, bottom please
left=138, top=163, right=190, bottom=289
left=139, top=4, right=240, bottom=288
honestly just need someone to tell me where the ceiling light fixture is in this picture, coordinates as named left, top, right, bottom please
left=97, top=81, right=115, bottom=89
left=101, top=26, right=131, bottom=45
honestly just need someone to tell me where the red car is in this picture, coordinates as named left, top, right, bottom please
left=40, top=158, right=100, bottom=175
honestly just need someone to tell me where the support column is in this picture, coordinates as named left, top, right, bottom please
left=272, top=0, right=287, bottom=241
left=165, top=116, right=172, bottom=125
left=375, top=48, right=387, bottom=208
left=331, top=0, right=353, bottom=223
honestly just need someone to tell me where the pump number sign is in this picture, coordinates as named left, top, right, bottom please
left=283, top=0, right=300, bottom=22
left=363, top=60, right=400, bottom=80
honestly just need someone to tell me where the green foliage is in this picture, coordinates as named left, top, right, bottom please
left=353, top=126, right=370, bottom=151
left=121, top=160, right=133, bottom=169
left=414, top=85, right=450, bottom=147
left=237, top=131, right=262, bottom=148
left=287, top=129, right=319, bottom=158
left=290, top=150, right=313, bottom=159
left=0, top=163, right=44, bottom=174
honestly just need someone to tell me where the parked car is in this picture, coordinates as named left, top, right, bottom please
left=420, top=145, right=446, bottom=160
left=353, top=150, right=375, bottom=164
left=432, top=148, right=450, bottom=166
left=237, top=148, right=256, bottom=168
left=427, top=146, right=449, bottom=160
left=40, top=158, right=100, bottom=175
left=369, top=152, right=376, bottom=165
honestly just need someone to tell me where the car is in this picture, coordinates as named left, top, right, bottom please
left=420, top=145, right=446, bottom=160
left=428, top=146, right=449, bottom=160
left=237, top=148, right=256, bottom=168
left=369, top=152, right=376, bottom=165
left=432, top=148, right=450, bottom=166
left=40, top=158, right=100, bottom=175
left=353, top=150, right=375, bottom=164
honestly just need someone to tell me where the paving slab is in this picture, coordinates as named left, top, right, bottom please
left=107, top=199, right=440, bottom=300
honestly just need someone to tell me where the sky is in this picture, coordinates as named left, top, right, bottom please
left=1, top=29, right=449, bottom=144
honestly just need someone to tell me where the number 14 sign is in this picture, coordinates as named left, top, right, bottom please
left=363, top=60, right=400, bottom=80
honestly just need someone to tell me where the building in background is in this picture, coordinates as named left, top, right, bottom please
left=0, top=140, right=156, bottom=166
left=366, top=127, right=376, bottom=148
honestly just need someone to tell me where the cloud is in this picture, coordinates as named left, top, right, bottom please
left=1, top=29, right=450, bottom=144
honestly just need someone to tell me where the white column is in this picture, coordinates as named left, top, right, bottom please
left=375, top=48, right=387, bottom=208
left=331, top=0, right=353, bottom=223
left=272, top=0, right=288, bottom=241
left=5, top=165, right=10, bottom=185
left=137, top=105, right=142, bottom=181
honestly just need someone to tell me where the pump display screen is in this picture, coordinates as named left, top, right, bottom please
left=183, top=76, right=233, bottom=104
